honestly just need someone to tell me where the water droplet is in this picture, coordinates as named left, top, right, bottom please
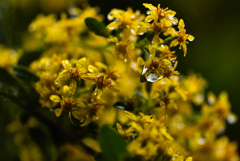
left=124, top=59, right=127, bottom=62
left=146, top=73, right=163, bottom=82
left=197, top=137, right=205, bottom=145
left=208, top=95, right=215, bottom=105
left=115, top=105, right=125, bottom=110
left=142, top=65, right=163, bottom=82
left=55, top=82, right=59, bottom=85
left=227, top=113, right=237, bottom=124
left=3, top=99, right=6, bottom=101
left=217, top=126, right=225, bottom=134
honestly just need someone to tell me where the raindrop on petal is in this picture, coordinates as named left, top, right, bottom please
left=146, top=72, right=163, bottom=82
left=142, top=65, right=163, bottom=82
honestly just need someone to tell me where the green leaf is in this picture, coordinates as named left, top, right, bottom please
left=18, top=50, right=43, bottom=66
left=13, top=66, right=39, bottom=82
left=135, top=37, right=149, bottom=49
left=85, top=17, right=110, bottom=38
left=0, top=67, right=39, bottom=106
left=99, top=124, right=130, bottom=161
left=146, top=30, right=154, bottom=42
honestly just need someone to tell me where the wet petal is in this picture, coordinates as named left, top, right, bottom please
left=95, top=62, right=108, bottom=70
left=137, top=57, right=145, bottom=66
left=125, top=111, right=137, bottom=121
left=50, top=95, right=61, bottom=102
left=81, top=73, right=96, bottom=81
left=108, top=84, right=120, bottom=92
left=188, top=35, right=195, bottom=41
left=152, top=34, right=160, bottom=48
left=62, top=60, right=71, bottom=69
left=56, top=70, right=69, bottom=83
left=143, top=3, right=157, bottom=11
left=54, top=108, right=62, bottom=117
left=94, top=88, right=103, bottom=99
left=69, top=80, right=77, bottom=95
left=63, top=85, right=70, bottom=96
left=72, top=109, right=87, bottom=120
left=137, top=22, right=151, bottom=35
left=76, top=57, right=86, bottom=69
left=170, top=39, right=179, bottom=47
left=88, top=65, right=99, bottom=73
left=182, top=43, right=187, bottom=56
left=145, top=15, right=153, bottom=22
left=107, top=21, right=118, bottom=30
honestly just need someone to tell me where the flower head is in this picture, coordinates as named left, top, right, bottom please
left=55, top=57, right=87, bottom=95
left=170, top=19, right=194, bottom=56
left=82, top=65, right=119, bottom=99
left=50, top=85, right=88, bottom=124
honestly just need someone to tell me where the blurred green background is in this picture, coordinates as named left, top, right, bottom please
left=0, top=0, right=239, bottom=156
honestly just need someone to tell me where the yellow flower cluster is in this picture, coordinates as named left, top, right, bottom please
left=1, top=2, right=238, bottom=161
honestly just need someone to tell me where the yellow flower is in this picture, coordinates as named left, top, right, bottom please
left=143, top=3, right=178, bottom=25
left=55, top=57, right=87, bottom=95
left=170, top=19, right=194, bottom=56
left=82, top=65, right=119, bottom=99
left=50, top=85, right=88, bottom=124
left=95, top=62, right=121, bottom=81
left=137, top=45, right=176, bottom=82
left=107, top=8, right=144, bottom=37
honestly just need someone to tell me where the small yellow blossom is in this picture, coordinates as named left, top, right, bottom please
left=143, top=3, right=178, bottom=25
left=170, top=19, right=194, bottom=56
left=50, top=85, right=88, bottom=123
left=55, top=57, right=87, bottom=95
left=83, top=65, right=119, bottom=99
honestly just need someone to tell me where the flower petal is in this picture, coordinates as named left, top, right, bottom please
left=137, top=57, right=145, bottom=66
left=63, top=85, right=70, bottom=96
left=76, top=57, right=86, bottom=69
left=182, top=42, right=187, bottom=56
left=55, top=70, right=69, bottom=83
left=69, top=80, right=77, bottom=95
left=170, top=39, right=179, bottom=47
left=62, top=60, right=71, bottom=69
left=143, top=3, right=157, bottom=11
left=50, top=95, right=61, bottom=102
left=88, top=65, right=99, bottom=73
left=54, top=108, right=62, bottom=117
left=178, top=19, right=185, bottom=31
left=108, top=84, right=120, bottom=92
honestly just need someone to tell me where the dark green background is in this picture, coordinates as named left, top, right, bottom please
left=0, top=0, right=239, bottom=155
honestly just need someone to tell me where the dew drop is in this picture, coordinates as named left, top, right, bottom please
left=197, top=137, right=205, bottom=145
left=227, top=113, right=237, bottom=124
left=145, top=73, right=163, bottom=82
left=124, top=59, right=127, bottom=62
left=142, top=65, right=163, bottom=82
